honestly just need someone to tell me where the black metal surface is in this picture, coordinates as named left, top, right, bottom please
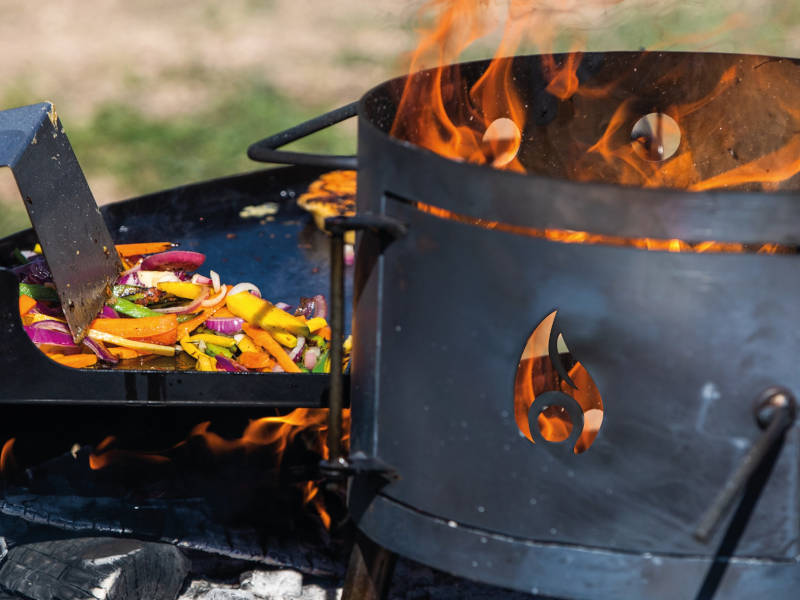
left=248, top=102, right=358, bottom=169
left=0, top=166, right=351, bottom=406
left=694, top=388, right=796, bottom=543
left=327, top=231, right=346, bottom=466
left=0, top=102, right=122, bottom=341
left=346, top=51, right=800, bottom=597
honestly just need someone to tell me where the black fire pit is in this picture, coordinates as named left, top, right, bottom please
left=251, top=51, right=800, bottom=599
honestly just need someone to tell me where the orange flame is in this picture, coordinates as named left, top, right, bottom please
left=88, top=408, right=350, bottom=529
left=415, top=200, right=788, bottom=254
left=514, top=311, right=603, bottom=454
left=393, top=1, right=800, bottom=192
left=0, top=438, right=16, bottom=477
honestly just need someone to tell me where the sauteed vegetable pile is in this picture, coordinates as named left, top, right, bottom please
left=16, top=242, right=345, bottom=372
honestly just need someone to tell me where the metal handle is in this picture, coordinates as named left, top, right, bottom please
left=247, top=102, right=359, bottom=170
left=693, top=387, right=796, bottom=543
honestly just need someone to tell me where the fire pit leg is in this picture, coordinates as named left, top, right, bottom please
left=341, top=531, right=397, bottom=600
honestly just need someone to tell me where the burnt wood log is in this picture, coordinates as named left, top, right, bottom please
left=0, top=494, right=343, bottom=577
left=0, top=537, right=189, bottom=600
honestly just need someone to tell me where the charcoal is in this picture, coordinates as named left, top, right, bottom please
left=0, top=537, right=189, bottom=600
left=0, top=494, right=343, bottom=577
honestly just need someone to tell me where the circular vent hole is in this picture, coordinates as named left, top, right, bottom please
left=537, top=405, right=573, bottom=442
left=631, top=112, right=681, bottom=161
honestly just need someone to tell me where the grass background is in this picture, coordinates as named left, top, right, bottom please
left=1, top=0, right=799, bottom=238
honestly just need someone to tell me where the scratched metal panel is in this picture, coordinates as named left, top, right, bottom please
left=353, top=199, right=800, bottom=560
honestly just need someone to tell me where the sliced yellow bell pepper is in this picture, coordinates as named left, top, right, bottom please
left=88, top=329, right=176, bottom=357
left=236, top=335, right=260, bottom=354
left=196, top=354, right=217, bottom=371
left=226, top=292, right=309, bottom=337
left=269, top=330, right=297, bottom=348
left=157, top=281, right=206, bottom=299
left=305, top=317, right=327, bottom=333
left=186, top=333, right=236, bottom=347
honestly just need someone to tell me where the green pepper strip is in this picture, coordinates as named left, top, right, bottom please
left=107, top=296, right=163, bottom=318
left=112, top=284, right=144, bottom=297
left=18, top=283, right=59, bottom=302
left=204, top=342, right=233, bottom=359
left=312, top=350, right=330, bottom=373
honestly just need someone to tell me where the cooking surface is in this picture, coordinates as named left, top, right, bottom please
left=0, top=166, right=349, bottom=404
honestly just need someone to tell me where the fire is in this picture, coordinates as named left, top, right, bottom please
left=0, top=438, right=16, bottom=477
left=415, top=200, right=791, bottom=254
left=88, top=408, right=350, bottom=529
left=393, top=1, right=800, bottom=192
left=514, top=311, right=604, bottom=454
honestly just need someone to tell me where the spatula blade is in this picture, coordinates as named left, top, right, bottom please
left=0, top=103, right=121, bottom=342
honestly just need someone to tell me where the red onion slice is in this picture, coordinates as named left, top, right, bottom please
left=214, top=355, right=248, bottom=372
left=204, top=317, right=245, bottom=335
left=153, top=287, right=210, bottom=314
left=288, top=336, right=306, bottom=361
left=210, top=270, right=220, bottom=293
left=304, top=346, right=321, bottom=370
left=140, top=250, right=206, bottom=272
left=191, top=274, right=212, bottom=285
left=99, top=305, right=119, bottom=319
left=312, top=294, right=327, bottom=319
left=82, top=336, right=119, bottom=364
left=24, top=324, right=78, bottom=348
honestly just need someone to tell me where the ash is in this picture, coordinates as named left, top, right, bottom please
left=181, top=559, right=541, bottom=600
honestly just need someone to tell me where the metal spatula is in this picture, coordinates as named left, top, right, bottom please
left=0, top=102, right=122, bottom=341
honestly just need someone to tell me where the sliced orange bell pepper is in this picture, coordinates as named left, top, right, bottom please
left=175, top=286, right=229, bottom=339
left=116, top=242, right=174, bottom=257
left=238, top=351, right=275, bottom=370
left=133, top=328, right=177, bottom=346
left=18, top=294, right=37, bottom=316
left=107, top=347, right=144, bottom=359
left=242, top=323, right=301, bottom=373
left=47, top=353, right=98, bottom=368
left=91, top=314, right=178, bottom=340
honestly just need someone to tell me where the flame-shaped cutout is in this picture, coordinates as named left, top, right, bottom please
left=514, top=311, right=604, bottom=454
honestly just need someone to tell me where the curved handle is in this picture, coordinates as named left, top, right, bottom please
left=693, top=387, right=796, bottom=543
left=247, top=101, right=359, bottom=170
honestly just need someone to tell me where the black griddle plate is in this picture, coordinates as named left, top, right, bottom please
left=0, top=166, right=351, bottom=407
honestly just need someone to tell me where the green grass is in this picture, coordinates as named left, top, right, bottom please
left=0, top=206, right=30, bottom=238
left=68, top=81, right=355, bottom=198
left=0, top=80, right=355, bottom=238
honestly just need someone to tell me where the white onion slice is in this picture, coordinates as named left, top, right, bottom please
left=288, top=336, right=306, bottom=361
left=153, top=287, right=210, bottom=314
left=191, top=274, right=212, bottom=285
left=210, top=270, right=221, bottom=293
left=228, top=282, right=261, bottom=298
left=201, top=285, right=228, bottom=307
left=136, top=270, right=181, bottom=288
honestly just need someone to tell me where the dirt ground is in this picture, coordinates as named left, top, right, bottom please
left=0, top=0, right=414, bottom=118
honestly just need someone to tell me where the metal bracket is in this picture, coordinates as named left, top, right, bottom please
left=320, top=452, right=398, bottom=482
left=323, top=213, right=407, bottom=484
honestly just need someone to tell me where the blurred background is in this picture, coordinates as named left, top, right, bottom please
left=0, top=0, right=799, bottom=237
